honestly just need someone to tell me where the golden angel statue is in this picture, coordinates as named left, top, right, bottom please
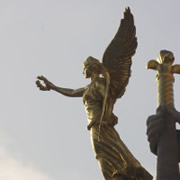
left=36, top=7, right=152, bottom=180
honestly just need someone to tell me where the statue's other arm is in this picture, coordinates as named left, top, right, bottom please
left=36, top=75, right=85, bottom=97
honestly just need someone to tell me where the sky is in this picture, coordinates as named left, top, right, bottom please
left=0, top=0, right=180, bottom=179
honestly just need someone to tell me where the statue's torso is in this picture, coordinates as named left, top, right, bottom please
left=83, top=79, right=105, bottom=123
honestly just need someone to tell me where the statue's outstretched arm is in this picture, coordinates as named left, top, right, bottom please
left=36, top=75, right=85, bottom=97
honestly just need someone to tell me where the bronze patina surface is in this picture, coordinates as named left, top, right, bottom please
left=36, top=8, right=152, bottom=180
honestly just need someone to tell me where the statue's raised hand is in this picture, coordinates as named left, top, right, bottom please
left=36, top=75, right=55, bottom=91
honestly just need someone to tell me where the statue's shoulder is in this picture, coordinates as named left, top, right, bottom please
left=94, top=78, right=106, bottom=90
left=96, top=77, right=105, bottom=84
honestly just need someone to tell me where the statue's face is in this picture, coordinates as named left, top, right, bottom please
left=83, top=56, right=100, bottom=78
left=83, top=61, right=92, bottom=78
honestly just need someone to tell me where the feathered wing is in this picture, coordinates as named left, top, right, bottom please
left=102, top=7, right=137, bottom=99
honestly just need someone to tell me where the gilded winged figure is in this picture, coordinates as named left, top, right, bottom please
left=36, top=7, right=152, bottom=180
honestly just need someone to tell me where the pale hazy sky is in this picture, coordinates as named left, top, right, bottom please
left=1, top=0, right=180, bottom=179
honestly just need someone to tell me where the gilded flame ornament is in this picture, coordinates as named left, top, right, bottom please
left=147, top=50, right=180, bottom=107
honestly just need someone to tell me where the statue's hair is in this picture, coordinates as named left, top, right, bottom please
left=85, top=56, right=109, bottom=79
left=85, top=56, right=102, bottom=74
left=85, top=56, right=110, bottom=140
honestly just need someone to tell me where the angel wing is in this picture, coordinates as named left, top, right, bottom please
left=102, top=7, right=137, bottom=99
